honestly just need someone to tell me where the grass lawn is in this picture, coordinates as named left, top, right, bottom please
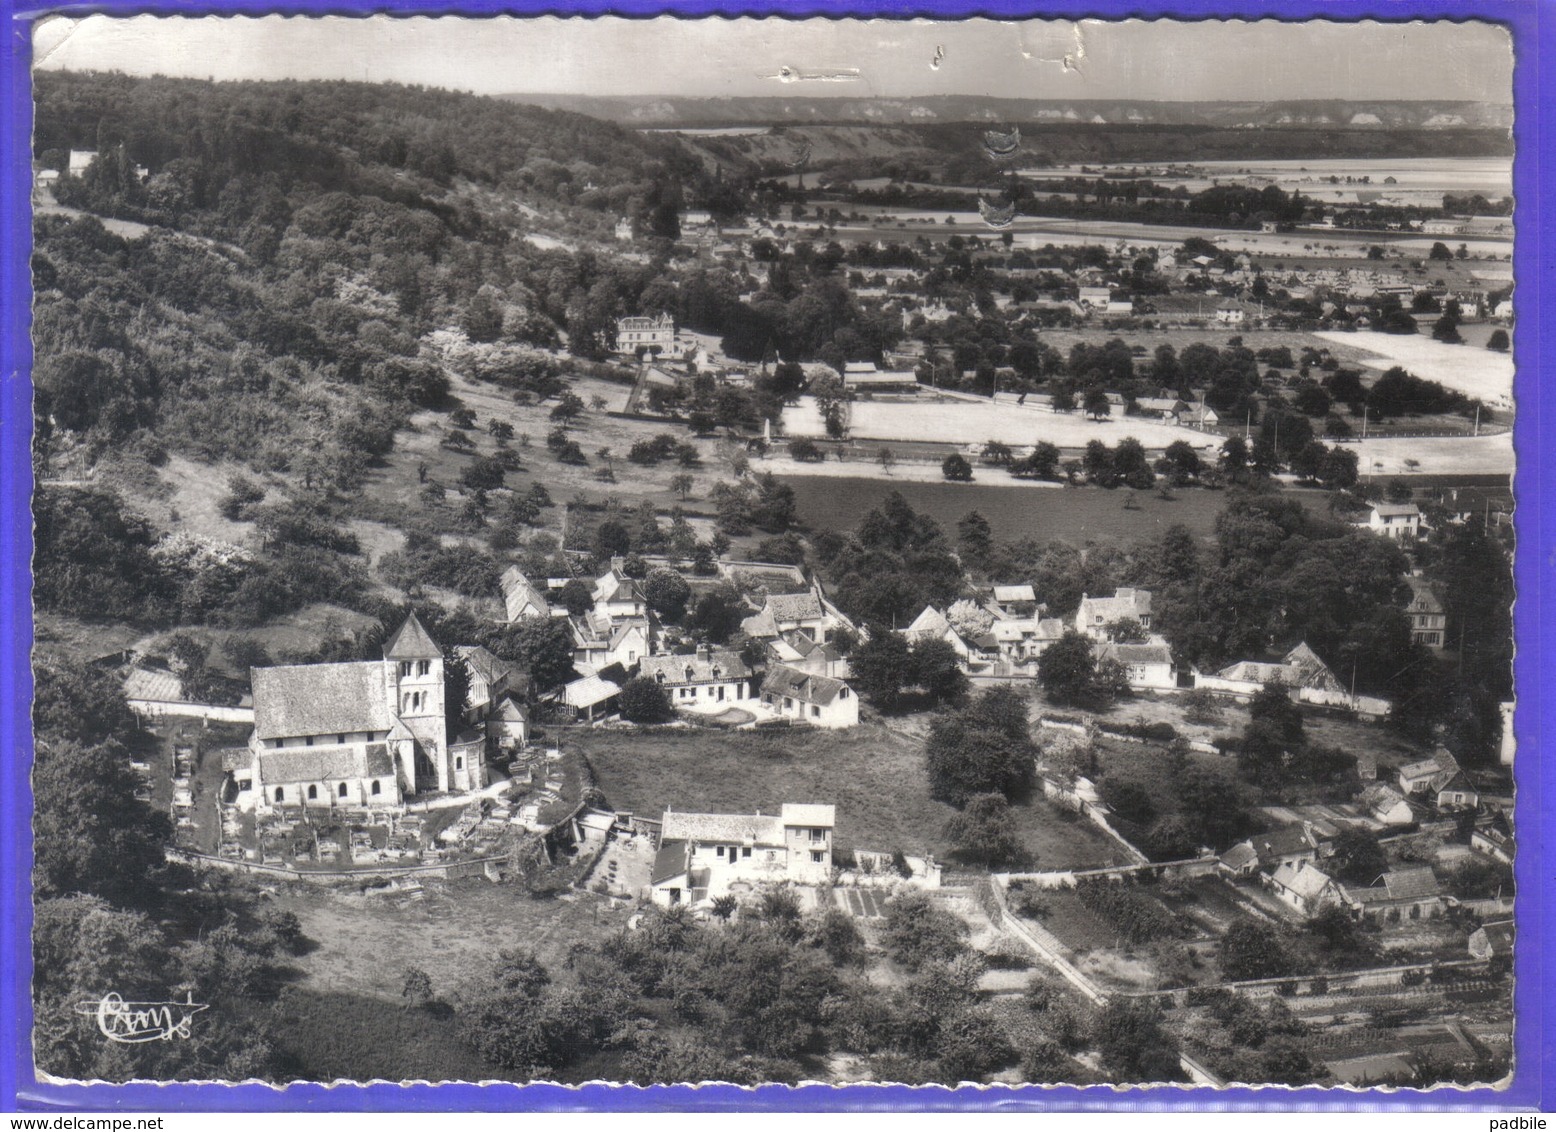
left=566, top=719, right=1130, bottom=870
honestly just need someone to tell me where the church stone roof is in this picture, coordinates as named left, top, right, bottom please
left=259, top=741, right=395, bottom=785
left=252, top=662, right=392, bottom=741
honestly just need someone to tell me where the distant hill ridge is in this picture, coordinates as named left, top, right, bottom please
left=499, top=95, right=1513, bottom=131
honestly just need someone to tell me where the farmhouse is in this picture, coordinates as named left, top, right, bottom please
left=571, top=613, right=651, bottom=673
left=1075, top=588, right=1153, bottom=638
left=616, top=313, right=676, bottom=355
left=1217, top=840, right=1261, bottom=879
left=766, top=632, right=849, bottom=679
left=1363, top=502, right=1422, bottom=540
left=1216, top=301, right=1250, bottom=325
left=1095, top=638, right=1176, bottom=690
left=1397, top=749, right=1461, bottom=796
left=760, top=665, right=859, bottom=729
left=591, top=566, right=648, bottom=620
left=990, top=616, right=1067, bottom=666
left=1359, top=781, right=1415, bottom=826
left=1248, top=822, right=1329, bottom=871
left=741, top=588, right=856, bottom=646
left=1267, top=860, right=1342, bottom=917
left=639, top=646, right=754, bottom=708
left=1435, top=772, right=1479, bottom=811
left=649, top=803, right=836, bottom=907
left=1340, top=867, right=1444, bottom=924
left=245, top=613, right=484, bottom=811
left=904, top=605, right=972, bottom=659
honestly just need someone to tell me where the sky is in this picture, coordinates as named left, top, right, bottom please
left=33, top=15, right=1513, bottom=104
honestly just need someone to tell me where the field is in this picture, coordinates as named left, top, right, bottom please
left=1313, top=329, right=1515, bottom=408
left=784, top=394, right=1203, bottom=450
left=783, top=473, right=1294, bottom=544
left=565, top=720, right=1132, bottom=870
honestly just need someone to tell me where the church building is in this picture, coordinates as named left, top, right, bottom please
left=246, top=613, right=485, bottom=812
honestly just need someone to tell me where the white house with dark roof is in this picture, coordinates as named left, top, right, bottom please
left=760, top=665, right=859, bottom=729
left=245, top=612, right=480, bottom=810
left=649, top=802, right=836, bottom=907
left=1363, top=502, right=1422, bottom=540
left=639, top=646, right=754, bottom=708
left=1095, top=637, right=1176, bottom=690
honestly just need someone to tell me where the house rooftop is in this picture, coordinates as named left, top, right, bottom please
left=639, top=650, right=753, bottom=685
left=1271, top=860, right=1334, bottom=901
left=650, top=839, right=694, bottom=886
left=765, top=592, right=825, bottom=623
left=661, top=810, right=785, bottom=846
left=780, top=803, right=836, bottom=828
left=762, top=665, right=850, bottom=706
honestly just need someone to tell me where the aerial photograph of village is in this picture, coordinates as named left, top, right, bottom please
left=26, top=15, right=1516, bottom=1091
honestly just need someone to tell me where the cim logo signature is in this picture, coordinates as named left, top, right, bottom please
left=74, top=992, right=209, bottom=1043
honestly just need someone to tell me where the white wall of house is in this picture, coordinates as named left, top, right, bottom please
left=666, top=680, right=750, bottom=705
left=763, top=689, right=859, bottom=728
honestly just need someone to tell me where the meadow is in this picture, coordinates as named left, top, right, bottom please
left=565, top=720, right=1132, bottom=871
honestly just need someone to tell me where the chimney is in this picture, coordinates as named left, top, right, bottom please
left=697, top=643, right=712, bottom=663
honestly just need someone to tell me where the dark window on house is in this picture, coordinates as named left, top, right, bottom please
left=716, top=846, right=726, bottom=858
left=305, top=736, right=314, bottom=747
left=811, top=851, right=824, bottom=864
left=338, top=734, right=347, bottom=745
left=455, top=756, right=463, bottom=770
left=811, top=705, right=820, bottom=718
left=339, top=782, right=348, bottom=797
left=307, top=784, right=318, bottom=800
left=371, top=781, right=381, bottom=796
left=400, top=662, right=412, bottom=678
left=418, top=660, right=431, bottom=677
left=742, top=847, right=751, bottom=858
left=275, top=787, right=284, bottom=802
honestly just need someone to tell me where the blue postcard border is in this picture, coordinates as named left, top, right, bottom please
left=0, top=0, right=1547, bottom=1112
